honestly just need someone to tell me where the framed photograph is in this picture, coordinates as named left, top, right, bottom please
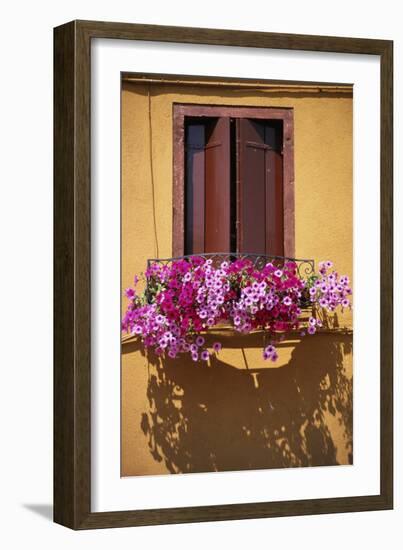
left=54, top=20, right=393, bottom=529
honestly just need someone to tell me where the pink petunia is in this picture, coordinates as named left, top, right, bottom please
left=125, top=288, right=135, bottom=299
left=196, top=336, right=205, bottom=347
left=212, top=342, right=222, bottom=353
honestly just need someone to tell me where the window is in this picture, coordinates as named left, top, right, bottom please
left=173, top=105, right=295, bottom=258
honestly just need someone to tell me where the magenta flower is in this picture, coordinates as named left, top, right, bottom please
left=263, top=343, right=278, bottom=361
left=125, top=288, right=135, bottom=299
left=212, top=342, right=222, bottom=353
left=196, top=336, right=205, bottom=347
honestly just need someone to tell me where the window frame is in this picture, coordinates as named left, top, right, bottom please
left=172, top=103, right=295, bottom=257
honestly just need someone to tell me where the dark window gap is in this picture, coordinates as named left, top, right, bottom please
left=230, top=117, right=237, bottom=254
left=184, top=119, right=207, bottom=255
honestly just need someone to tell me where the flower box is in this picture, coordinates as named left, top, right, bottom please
left=122, top=254, right=352, bottom=363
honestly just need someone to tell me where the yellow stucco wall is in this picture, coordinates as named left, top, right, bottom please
left=121, top=81, right=353, bottom=476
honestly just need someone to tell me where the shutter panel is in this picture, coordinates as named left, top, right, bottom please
left=204, top=117, right=231, bottom=252
left=265, top=146, right=284, bottom=256
left=237, top=119, right=284, bottom=256
left=236, top=119, right=266, bottom=254
left=185, top=124, right=205, bottom=254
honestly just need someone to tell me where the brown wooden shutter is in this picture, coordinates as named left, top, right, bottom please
left=204, top=117, right=231, bottom=252
left=185, top=117, right=231, bottom=254
left=236, top=119, right=284, bottom=256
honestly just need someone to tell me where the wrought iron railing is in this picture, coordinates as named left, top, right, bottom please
left=146, top=253, right=315, bottom=308
left=147, top=252, right=314, bottom=278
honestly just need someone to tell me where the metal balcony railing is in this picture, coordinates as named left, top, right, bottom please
left=147, top=252, right=314, bottom=277
left=146, top=253, right=315, bottom=308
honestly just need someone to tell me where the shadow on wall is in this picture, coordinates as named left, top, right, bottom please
left=126, top=332, right=352, bottom=475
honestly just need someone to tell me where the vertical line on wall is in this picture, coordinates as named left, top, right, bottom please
left=148, top=85, right=160, bottom=258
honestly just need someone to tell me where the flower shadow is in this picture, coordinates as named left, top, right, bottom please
left=137, top=332, right=353, bottom=474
